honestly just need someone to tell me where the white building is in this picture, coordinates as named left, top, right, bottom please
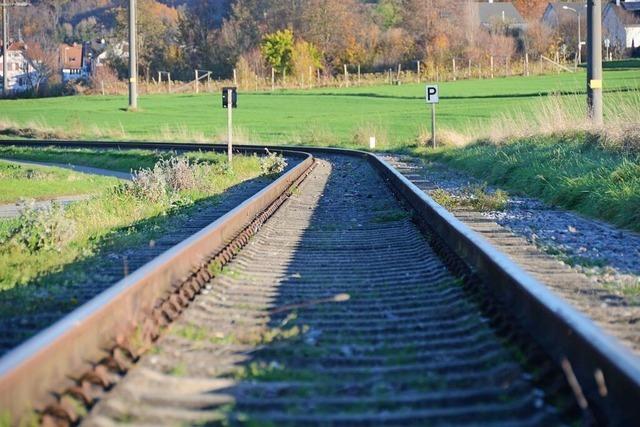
left=0, top=42, right=44, bottom=93
left=603, top=0, right=640, bottom=48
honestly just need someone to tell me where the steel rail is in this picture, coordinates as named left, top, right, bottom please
left=0, top=142, right=314, bottom=424
left=0, top=140, right=639, bottom=424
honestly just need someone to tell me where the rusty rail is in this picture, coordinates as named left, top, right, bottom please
left=0, top=140, right=639, bottom=424
left=0, top=144, right=313, bottom=424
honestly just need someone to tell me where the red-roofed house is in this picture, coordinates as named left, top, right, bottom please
left=60, top=43, right=89, bottom=82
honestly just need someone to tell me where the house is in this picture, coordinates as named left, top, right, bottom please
left=603, top=1, right=640, bottom=48
left=60, top=43, right=90, bottom=82
left=476, top=1, right=526, bottom=31
left=541, top=2, right=588, bottom=29
left=0, top=41, right=44, bottom=93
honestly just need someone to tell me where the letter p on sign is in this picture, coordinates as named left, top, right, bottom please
left=426, top=85, right=439, bottom=104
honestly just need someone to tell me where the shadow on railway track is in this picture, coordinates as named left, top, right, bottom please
left=202, top=156, right=579, bottom=424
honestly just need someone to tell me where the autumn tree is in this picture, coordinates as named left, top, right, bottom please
left=23, top=37, right=60, bottom=93
left=261, top=29, right=294, bottom=75
left=114, top=0, right=179, bottom=81
left=291, top=39, right=322, bottom=82
left=512, top=0, right=549, bottom=20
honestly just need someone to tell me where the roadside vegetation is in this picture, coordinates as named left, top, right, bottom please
left=0, top=160, right=121, bottom=203
left=422, top=135, right=640, bottom=232
left=0, top=151, right=279, bottom=291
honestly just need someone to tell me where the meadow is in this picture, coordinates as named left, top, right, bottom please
left=0, top=67, right=638, bottom=233
left=0, top=68, right=638, bottom=148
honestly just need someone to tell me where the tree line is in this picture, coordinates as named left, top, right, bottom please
left=10, top=0, right=561, bottom=87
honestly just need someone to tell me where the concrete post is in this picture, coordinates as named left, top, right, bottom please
left=587, top=0, right=603, bottom=125
left=128, top=0, right=138, bottom=110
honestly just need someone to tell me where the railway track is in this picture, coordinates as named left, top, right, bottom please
left=1, top=141, right=639, bottom=425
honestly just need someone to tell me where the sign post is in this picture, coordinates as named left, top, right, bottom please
left=425, top=85, right=439, bottom=149
left=222, top=87, right=237, bottom=165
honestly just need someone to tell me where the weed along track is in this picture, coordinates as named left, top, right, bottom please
left=1, top=142, right=640, bottom=425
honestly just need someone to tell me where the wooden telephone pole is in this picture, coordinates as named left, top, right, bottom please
left=1, top=2, right=28, bottom=97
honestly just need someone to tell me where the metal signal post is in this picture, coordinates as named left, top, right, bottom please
left=222, top=87, right=237, bottom=165
left=587, top=0, right=603, bottom=125
left=1, top=2, right=28, bottom=97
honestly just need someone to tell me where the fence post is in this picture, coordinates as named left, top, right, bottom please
left=468, top=59, right=471, bottom=79
left=490, top=56, right=494, bottom=78
left=233, top=68, right=237, bottom=86
left=417, top=60, right=421, bottom=83
left=525, top=53, right=530, bottom=76
left=452, top=58, right=456, bottom=81
left=195, top=70, right=199, bottom=93
left=358, top=64, right=361, bottom=85
left=344, top=64, right=349, bottom=86
left=168, top=73, right=172, bottom=93
left=271, top=68, right=275, bottom=91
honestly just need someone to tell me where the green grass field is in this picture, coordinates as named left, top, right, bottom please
left=0, top=159, right=121, bottom=203
left=0, top=69, right=638, bottom=234
left=0, top=69, right=638, bottom=148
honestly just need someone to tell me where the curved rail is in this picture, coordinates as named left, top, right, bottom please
left=0, top=140, right=638, bottom=425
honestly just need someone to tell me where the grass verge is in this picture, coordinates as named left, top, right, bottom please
left=0, top=151, right=272, bottom=291
left=417, top=133, right=640, bottom=232
left=0, top=159, right=121, bottom=203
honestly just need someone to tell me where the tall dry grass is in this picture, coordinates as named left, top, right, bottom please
left=0, top=117, right=129, bottom=141
left=422, top=90, right=640, bottom=152
left=466, top=91, right=640, bottom=152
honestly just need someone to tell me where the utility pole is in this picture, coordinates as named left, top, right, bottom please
left=587, top=0, right=603, bottom=125
left=1, top=2, right=28, bottom=97
left=128, top=0, right=137, bottom=110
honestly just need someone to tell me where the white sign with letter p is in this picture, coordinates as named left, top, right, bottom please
left=425, top=85, right=439, bottom=104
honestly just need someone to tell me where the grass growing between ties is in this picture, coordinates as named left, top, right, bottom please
left=0, top=151, right=274, bottom=291
left=0, top=159, right=121, bottom=203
